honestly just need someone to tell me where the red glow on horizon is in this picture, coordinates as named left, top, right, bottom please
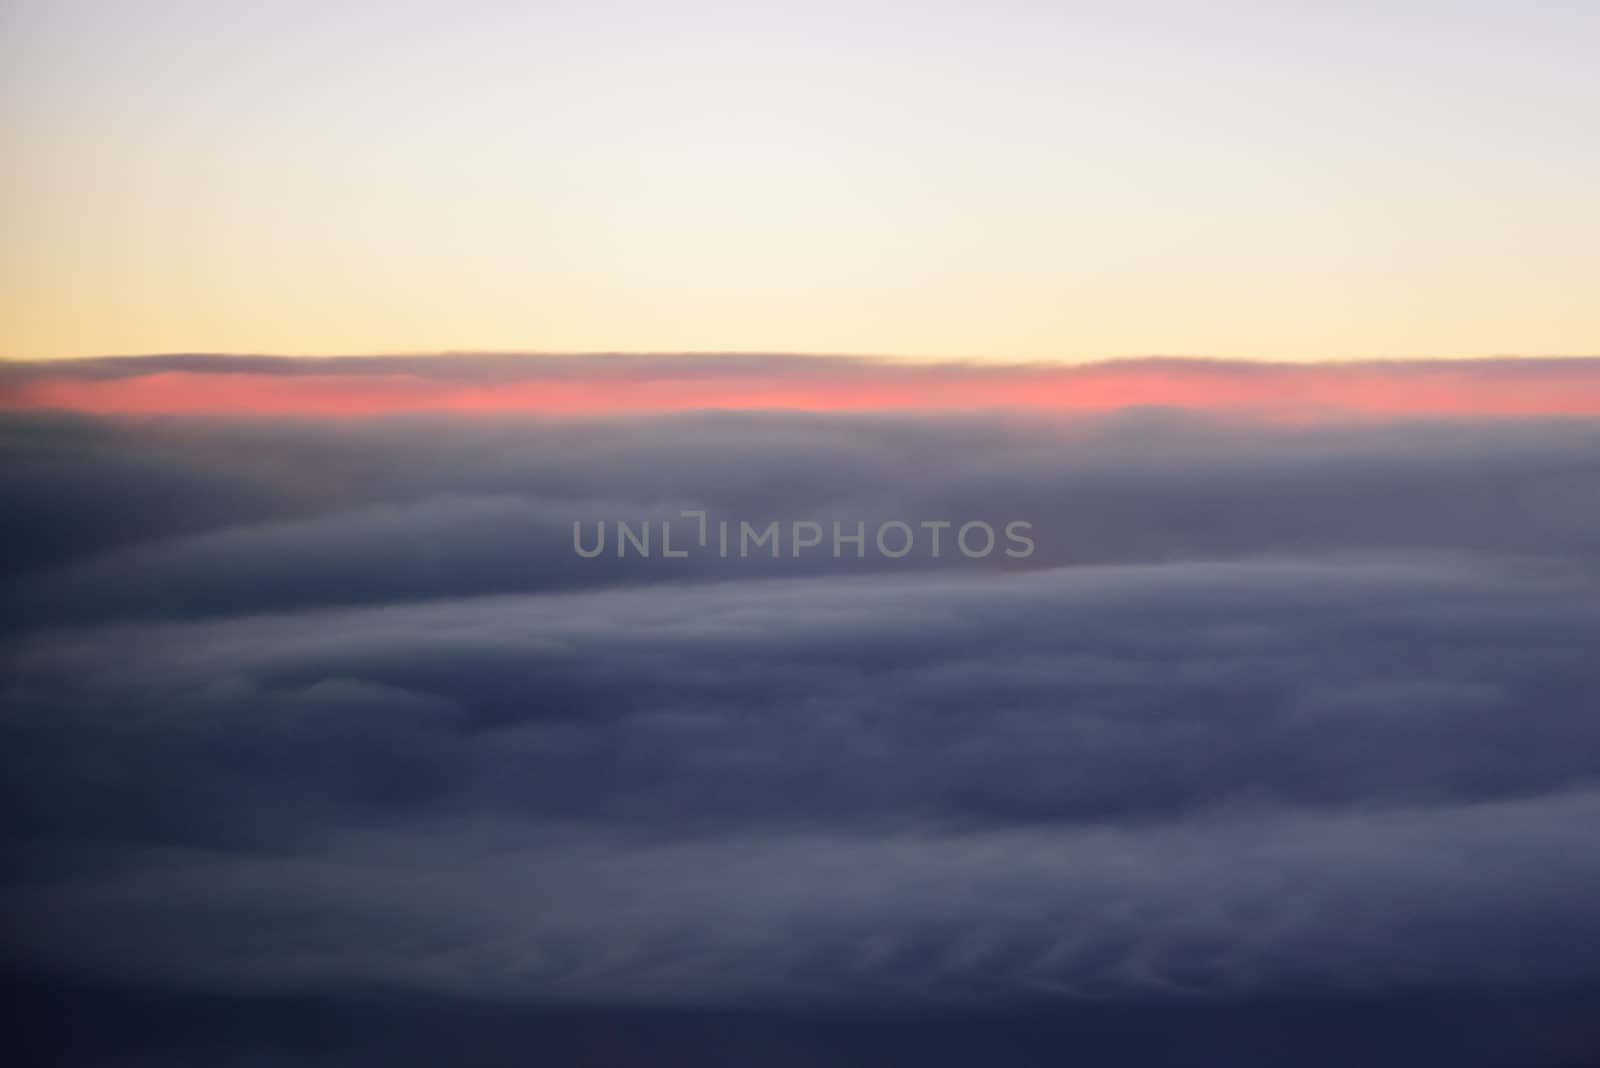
left=6, top=362, right=1600, bottom=418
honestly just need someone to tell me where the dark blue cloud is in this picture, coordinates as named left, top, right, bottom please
left=5, top=407, right=1600, bottom=1064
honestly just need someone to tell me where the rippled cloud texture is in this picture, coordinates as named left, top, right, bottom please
left=5, top=355, right=1600, bottom=1065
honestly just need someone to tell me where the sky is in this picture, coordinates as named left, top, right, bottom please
left=4, top=0, right=1598, bottom=361
left=7, top=6, right=1600, bottom=1065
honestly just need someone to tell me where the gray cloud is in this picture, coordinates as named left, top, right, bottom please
left=5, top=403, right=1600, bottom=1066
left=5, top=410, right=1600, bottom=625
left=6, top=559, right=1600, bottom=1003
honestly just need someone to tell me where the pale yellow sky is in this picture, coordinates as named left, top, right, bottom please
left=4, top=1, right=1597, bottom=361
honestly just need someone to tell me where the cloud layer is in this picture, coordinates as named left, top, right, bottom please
left=7, top=559, right=1600, bottom=1005
left=5, top=366, right=1600, bottom=1062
